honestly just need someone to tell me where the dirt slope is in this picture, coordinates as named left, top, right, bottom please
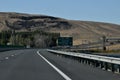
left=0, top=12, right=120, bottom=45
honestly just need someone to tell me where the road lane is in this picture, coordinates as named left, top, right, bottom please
left=37, top=51, right=71, bottom=80
left=0, top=49, right=64, bottom=80
left=0, top=50, right=24, bottom=61
left=0, top=49, right=120, bottom=80
left=40, top=49, right=120, bottom=80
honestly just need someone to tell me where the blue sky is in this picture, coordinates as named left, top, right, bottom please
left=0, top=0, right=120, bottom=24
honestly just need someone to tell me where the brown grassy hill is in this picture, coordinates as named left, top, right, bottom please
left=53, top=20, right=120, bottom=45
left=0, top=12, right=120, bottom=45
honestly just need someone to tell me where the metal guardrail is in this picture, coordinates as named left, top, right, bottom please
left=47, top=49, right=120, bottom=65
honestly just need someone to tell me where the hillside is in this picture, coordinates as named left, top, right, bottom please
left=0, top=12, right=120, bottom=45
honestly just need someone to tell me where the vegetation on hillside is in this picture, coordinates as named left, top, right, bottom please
left=0, top=30, right=60, bottom=48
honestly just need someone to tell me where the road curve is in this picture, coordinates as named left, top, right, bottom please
left=0, top=49, right=119, bottom=80
left=0, top=49, right=64, bottom=80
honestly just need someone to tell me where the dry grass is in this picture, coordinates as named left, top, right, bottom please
left=106, top=44, right=120, bottom=50
left=0, top=12, right=120, bottom=47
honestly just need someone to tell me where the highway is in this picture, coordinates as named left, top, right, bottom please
left=0, top=49, right=120, bottom=80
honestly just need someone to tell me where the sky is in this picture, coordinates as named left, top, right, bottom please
left=0, top=0, right=120, bottom=24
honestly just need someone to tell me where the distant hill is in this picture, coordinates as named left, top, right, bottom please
left=0, top=12, right=120, bottom=45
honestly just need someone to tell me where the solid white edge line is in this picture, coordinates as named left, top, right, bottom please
left=37, top=51, right=72, bottom=80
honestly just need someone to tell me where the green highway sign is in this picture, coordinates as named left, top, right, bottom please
left=58, top=37, right=73, bottom=46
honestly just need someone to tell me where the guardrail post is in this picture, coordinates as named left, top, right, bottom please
left=86, top=59, right=89, bottom=64
left=93, top=60, right=96, bottom=67
left=79, top=58, right=82, bottom=63
left=88, top=60, right=91, bottom=65
left=85, top=59, right=87, bottom=64
left=100, top=62, right=104, bottom=69
left=90, top=60, right=93, bottom=66
left=118, top=65, right=120, bottom=73
left=81, top=58, right=84, bottom=63
left=111, top=63, right=115, bottom=72
left=104, top=62, right=108, bottom=71
left=79, top=58, right=81, bottom=63
left=83, top=59, right=85, bottom=64
left=95, top=61, right=99, bottom=67
left=92, top=60, right=94, bottom=66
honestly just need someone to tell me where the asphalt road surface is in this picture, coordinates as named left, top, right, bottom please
left=0, top=49, right=120, bottom=80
